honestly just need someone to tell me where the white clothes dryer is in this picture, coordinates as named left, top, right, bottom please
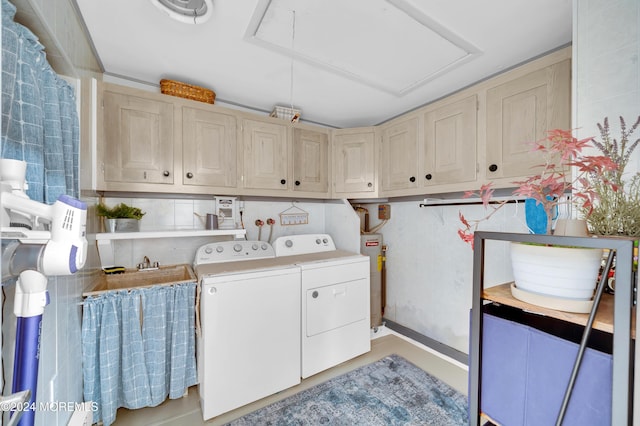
left=273, top=234, right=371, bottom=378
left=193, top=240, right=301, bottom=421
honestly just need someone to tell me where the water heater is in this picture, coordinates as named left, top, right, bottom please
left=214, top=196, right=237, bottom=229
left=361, top=233, right=383, bottom=328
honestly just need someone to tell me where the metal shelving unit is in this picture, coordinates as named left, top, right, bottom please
left=469, top=231, right=636, bottom=426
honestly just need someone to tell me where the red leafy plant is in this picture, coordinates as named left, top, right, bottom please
left=458, top=128, right=619, bottom=247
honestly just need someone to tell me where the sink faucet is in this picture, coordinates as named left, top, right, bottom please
left=138, top=256, right=158, bottom=270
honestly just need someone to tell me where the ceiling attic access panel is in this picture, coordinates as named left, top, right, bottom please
left=245, top=0, right=481, bottom=96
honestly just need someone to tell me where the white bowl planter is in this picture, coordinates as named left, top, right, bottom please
left=510, top=242, right=602, bottom=301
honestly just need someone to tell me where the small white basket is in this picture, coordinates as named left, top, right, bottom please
left=270, top=105, right=301, bottom=123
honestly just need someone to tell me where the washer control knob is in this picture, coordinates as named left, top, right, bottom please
left=261, top=243, right=269, bottom=250
left=323, top=238, right=328, bottom=244
left=208, top=287, right=217, bottom=295
left=215, top=246, right=224, bottom=253
left=285, top=240, right=293, bottom=248
left=204, top=247, right=213, bottom=254
left=252, top=243, right=259, bottom=251
left=233, top=244, right=242, bottom=252
left=316, top=238, right=321, bottom=244
left=312, top=291, right=319, bottom=299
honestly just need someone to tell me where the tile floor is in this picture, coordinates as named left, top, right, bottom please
left=112, top=327, right=469, bottom=425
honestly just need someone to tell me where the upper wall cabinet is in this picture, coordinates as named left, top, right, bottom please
left=101, top=90, right=174, bottom=186
left=242, top=118, right=290, bottom=191
left=380, top=116, right=420, bottom=193
left=96, top=48, right=569, bottom=200
left=332, top=128, right=377, bottom=197
left=98, top=83, right=329, bottom=198
left=485, top=58, right=571, bottom=181
left=99, top=83, right=240, bottom=195
left=182, top=107, right=237, bottom=188
left=377, top=96, right=477, bottom=197
left=293, top=128, right=329, bottom=195
left=423, top=95, right=477, bottom=187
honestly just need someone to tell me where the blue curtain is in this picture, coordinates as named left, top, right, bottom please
left=1, top=0, right=80, bottom=202
left=81, top=283, right=197, bottom=426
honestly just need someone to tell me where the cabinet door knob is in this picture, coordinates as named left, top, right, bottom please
left=409, top=176, right=416, bottom=183
left=425, top=174, right=432, bottom=180
left=367, top=182, right=373, bottom=188
left=295, top=180, right=301, bottom=186
left=163, top=170, right=170, bottom=177
left=489, top=164, right=498, bottom=172
left=280, top=179, right=286, bottom=185
left=186, top=172, right=194, bottom=179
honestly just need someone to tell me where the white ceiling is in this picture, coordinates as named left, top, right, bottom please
left=75, top=0, right=573, bottom=128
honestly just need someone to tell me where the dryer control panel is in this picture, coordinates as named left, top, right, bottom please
left=194, top=240, right=275, bottom=265
left=273, top=234, right=336, bottom=256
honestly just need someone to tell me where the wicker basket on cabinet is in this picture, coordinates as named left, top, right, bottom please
left=160, top=79, right=215, bottom=104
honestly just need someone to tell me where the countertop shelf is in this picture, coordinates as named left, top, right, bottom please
left=96, top=228, right=246, bottom=240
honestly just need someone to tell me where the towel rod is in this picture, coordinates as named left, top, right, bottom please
left=419, top=199, right=522, bottom=208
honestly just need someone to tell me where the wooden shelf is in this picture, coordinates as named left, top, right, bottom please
left=483, top=283, right=636, bottom=337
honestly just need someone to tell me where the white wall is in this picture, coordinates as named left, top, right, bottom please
left=573, top=0, right=639, bottom=148
left=365, top=200, right=528, bottom=353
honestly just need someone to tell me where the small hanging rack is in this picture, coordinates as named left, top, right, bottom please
left=279, top=201, right=309, bottom=226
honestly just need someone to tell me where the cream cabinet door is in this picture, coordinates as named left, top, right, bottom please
left=486, top=59, right=570, bottom=180
left=102, top=91, right=174, bottom=185
left=293, top=128, right=329, bottom=194
left=242, top=118, right=289, bottom=190
left=380, top=117, right=419, bottom=192
left=423, top=95, right=477, bottom=186
left=333, top=129, right=376, bottom=195
left=182, top=107, right=237, bottom=188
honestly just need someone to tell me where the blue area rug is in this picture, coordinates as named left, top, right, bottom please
left=226, top=354, right=468, bottom=425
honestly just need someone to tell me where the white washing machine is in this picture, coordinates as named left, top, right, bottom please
left=194, top=240, right=301, bottom=421
left=273, top=234, right=371, bottom=378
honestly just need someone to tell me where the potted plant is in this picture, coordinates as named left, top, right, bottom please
left=458, top=126, right=621, bottom=309
left=96, top=202, right=145, bottom=233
